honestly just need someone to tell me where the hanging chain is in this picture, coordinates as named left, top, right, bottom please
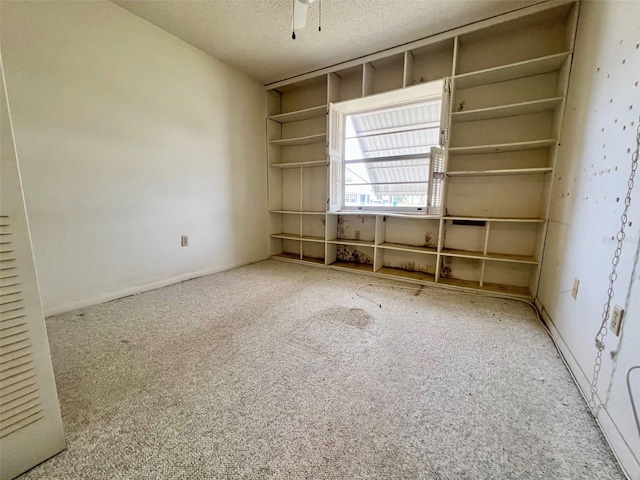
left=603, top=220, right=640, bottom=411
left=589, top=117, right=640, bottom=414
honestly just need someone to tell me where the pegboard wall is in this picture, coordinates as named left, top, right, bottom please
left=551, top=19, right=639, bottom=226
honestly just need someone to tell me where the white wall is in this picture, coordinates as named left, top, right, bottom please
left=537, top=1, right=640, bottom=477
left=0, top=1, right=268, bottom=316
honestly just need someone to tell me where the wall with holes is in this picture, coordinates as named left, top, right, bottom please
left=537, top=1, right=640, bottom=476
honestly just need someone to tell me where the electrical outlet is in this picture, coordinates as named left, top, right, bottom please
left=181, top=235, right=189, bottom=247
left=354, top=230, right=361, bottom=240
left=571, top=278, right=579, bottom=299
left=611, top=304, right=624, bottom=336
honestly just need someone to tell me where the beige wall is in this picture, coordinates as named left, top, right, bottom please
left=538, top=1, right=640, bottom=476
left=0, top=1, right=268, bottom=315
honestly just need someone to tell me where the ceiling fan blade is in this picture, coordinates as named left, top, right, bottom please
left=293, top=0, right=308, bottom=30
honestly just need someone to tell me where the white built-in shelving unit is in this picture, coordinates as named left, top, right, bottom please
left=265, top=1, right=580, bottom=299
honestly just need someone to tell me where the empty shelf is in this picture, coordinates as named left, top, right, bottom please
left=447, top=167, right=553, bottom=177
left=377, top=242, right=437, bottom=254
left=327, top=238, right=375, bottom=247
left=377, top=267, right=435, bottom=282
left=269, top=160, right=326, bottom=169
left=440, top=248, right=539, bottom=264
left=272, top=253, right=326, bottom=265
left=271, top=233, right=325, bottom=243
left=451, top=97, right=563, bottom=123
left=329, top=261, right=374, bottom=272
left=270, top=133, right=326, bottom=146
left=268, top=105, right=327, bottom=123
left=448, top=139, right=556, bottom=155
left=328, top=211, right=437, bottom=219
left=270, top=210, right=326, bottom=215
left=454, top=52, right=571, bottom=89
left=438, top=276, right=532, bottom=298
left=445, top=216, right=545, bottom=223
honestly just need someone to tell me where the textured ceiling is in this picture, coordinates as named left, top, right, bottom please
left=112, top=0, right=541, bottom=85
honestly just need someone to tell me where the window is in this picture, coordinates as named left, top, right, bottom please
left=329, top=80, right=448, bottom=214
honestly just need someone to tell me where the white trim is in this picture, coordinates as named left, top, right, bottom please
left=337, top=80, right=443, bottom=114
left=535, top=299, right=639, bottom=480
left=42, top=257, right=270, bottom=317
left=333, top=80, right=444, bottom=214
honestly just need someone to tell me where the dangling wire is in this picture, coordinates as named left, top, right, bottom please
left=627, top=366, right=640, bottom=440
left=319, top=0, right=322, bottom=32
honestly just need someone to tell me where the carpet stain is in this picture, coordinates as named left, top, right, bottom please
left=312, top=306, right=373, bottom=330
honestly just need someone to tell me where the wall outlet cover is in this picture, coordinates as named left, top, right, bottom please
left=610, top=304, right=624, bottom=337
left=181, top=235, right=189, bottom=247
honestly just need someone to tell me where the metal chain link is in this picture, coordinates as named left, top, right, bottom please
left=589, top=117, right=640, bottom=414
left=603, top=220, right=640, bottom=412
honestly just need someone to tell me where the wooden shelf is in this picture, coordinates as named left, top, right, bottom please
left=270, top=133, right=326, bottom=147
left=377, top=242, right=437, bottom=255
left=272, top=252, right=325, bottom=265
left=451, top=97, right=563, bottom=123
left=268, top=105, right=327, bottom=123
left=269, top=160, right=326, bottom=169
left=377, top=267, right=436, bottom=282
left=329, top=261, right=374, bottom=273
left=448, top=139, right=556, bottom=155
left=264, top=4, right=578, bottom=302
left=445, top=216, right=545, bottom=223
left=454, top=52, right=571, bottom=89
left=440, top=248, right=538, bottom=265
left=438, top=276, right=532, bottom=298
left=447, top=167, right=553, bottom=177
left=329, top=211, right=436, bottom=219
left=327, top=238, right=375, bottom=247
left=378, top=212, right=439, bottom=219
left=271, top=233, right=325, bottom=243
left=328, top=211, right=378, bottom=217
left=270, top=210, right=326, bottom=215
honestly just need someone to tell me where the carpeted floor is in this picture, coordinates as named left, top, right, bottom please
left=23, top=260, right=623, bottom=479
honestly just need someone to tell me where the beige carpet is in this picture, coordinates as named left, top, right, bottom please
left=22, top=260, right=622, bottom=479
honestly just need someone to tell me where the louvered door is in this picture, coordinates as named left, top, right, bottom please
left=0, top=58, right=65, bottom=480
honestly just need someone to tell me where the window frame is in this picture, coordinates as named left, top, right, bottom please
left=328, top=80, right=447, bottom=215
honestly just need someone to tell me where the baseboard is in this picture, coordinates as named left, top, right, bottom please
left=535, top=298, right=640, bottom=480
left=43, top=257, right=270, bottom=318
